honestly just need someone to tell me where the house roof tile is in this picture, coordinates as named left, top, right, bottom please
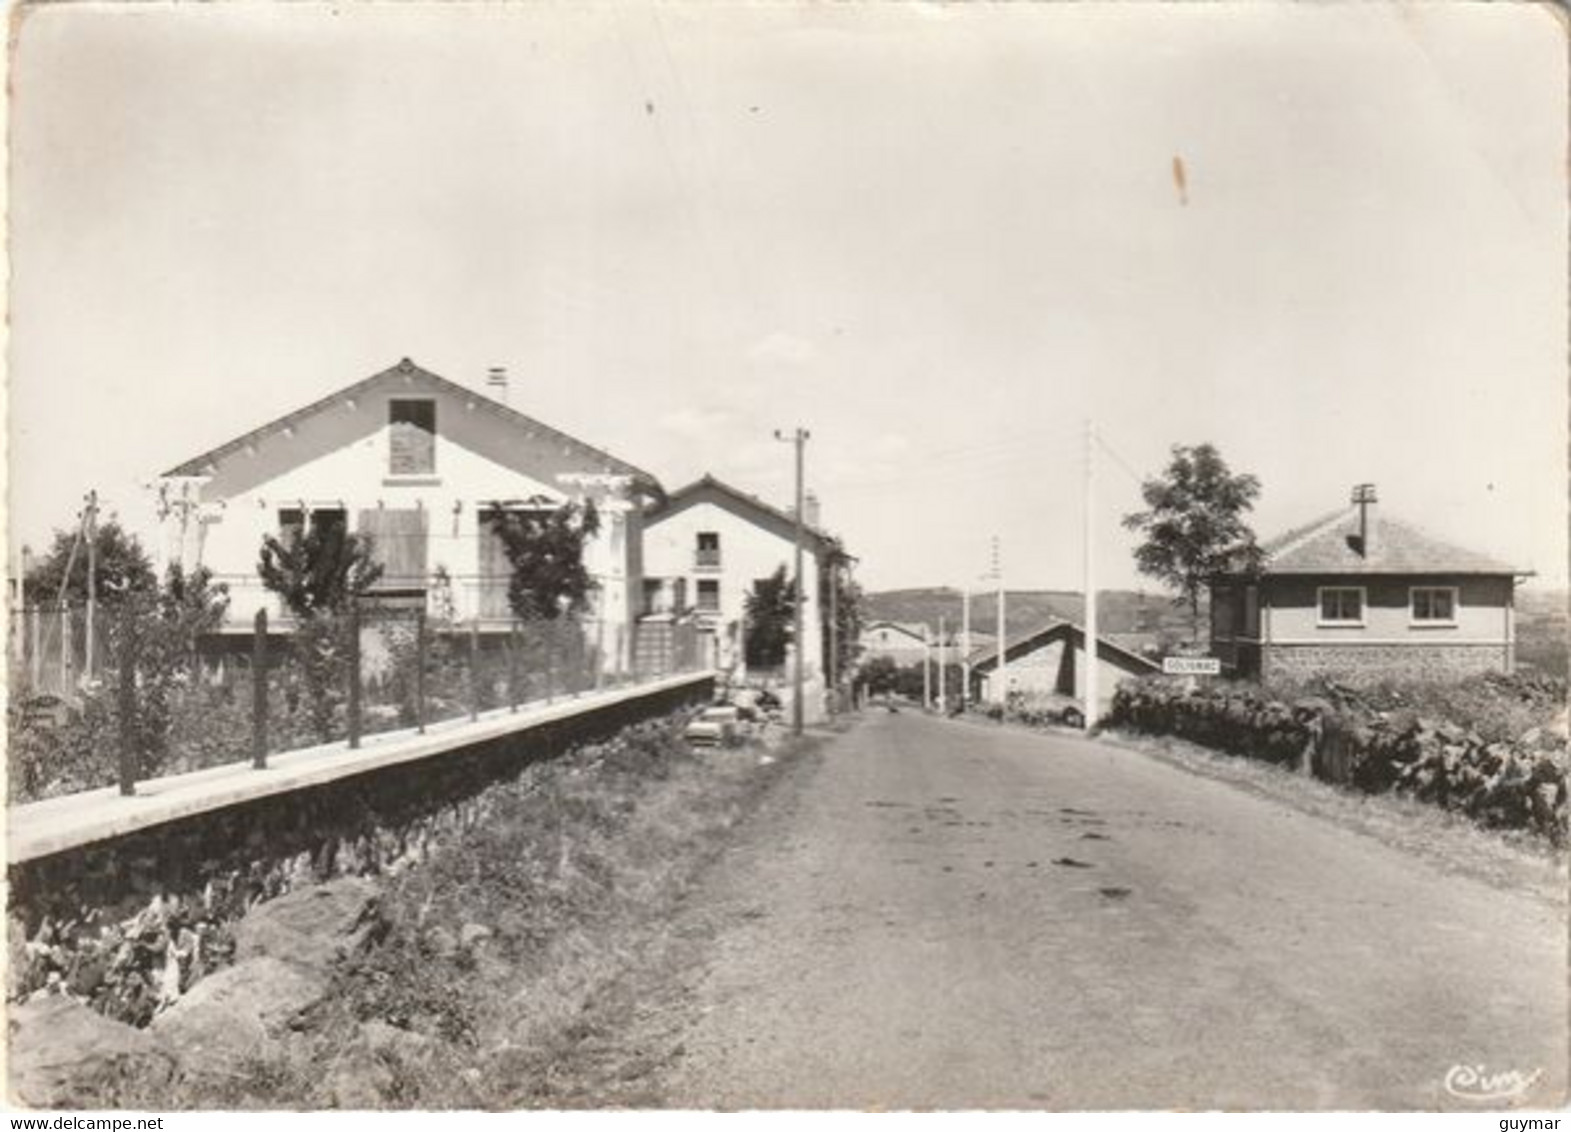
left=162, top=358, right=659, bottom=491
left=1256, top=506, right=1521, bottom=576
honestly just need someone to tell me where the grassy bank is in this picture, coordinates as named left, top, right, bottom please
left=94, top=713, right=827, bottom=1109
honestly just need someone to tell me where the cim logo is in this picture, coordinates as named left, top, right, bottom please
left=1444, top=1064, right=1544, bottom=1103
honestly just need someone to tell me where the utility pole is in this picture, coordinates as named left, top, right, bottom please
left=827, top=554, right=839, bottom=717
left=774, top=427, right=810, bottom=735
left=961, top=587, right=971, bottom=711
left=1084, top=419, right=1099, bottom=732
left=937, top=614, right=947, bottom=712
left=993, top=537, right=1007, bottom=705
left=84, top=491, right=98, bottom=681
left=922, top=622, right=932, bottom=710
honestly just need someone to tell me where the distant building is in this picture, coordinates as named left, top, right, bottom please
left=147, top=358, right=657, bottom=670
left=642, top=475, right=838, bottom=701
left=1209, top=485, right=1529, bottom=682
left=858, top=620, right=994, bottom=667
left=968, top=621, right=1160, bottom=707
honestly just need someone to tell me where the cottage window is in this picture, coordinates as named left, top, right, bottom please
left=1317, top=586, right=1365, bottom=625
left=697, top=579, right=720, bottom=612
left=696, top=531, right=721, bottom=568
left=1411, top=586, right=1458, bottom=624
left=389, top=399, right=436, bottom=475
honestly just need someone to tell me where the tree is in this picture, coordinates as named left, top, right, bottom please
left=859, top=655, right=900, bottom=696
left=820, top=542, right=863, bottom=689
left=24, top=517, right=155, bottom=607
left=1121, top=443, right=1263, bottom=636
left=481, top=501, right=601, bottom=621
left=257, top=516, right=383, bottom=620
left=257, top=515, right=383, bottom=742
left=744, top=566, right=798, bottom=669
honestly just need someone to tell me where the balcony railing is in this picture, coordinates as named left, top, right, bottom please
left=694, top=548, right=722, bottom=570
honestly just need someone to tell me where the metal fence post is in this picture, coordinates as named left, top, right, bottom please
left=252, top=608, right=269, bottom=769
left=347, top=602, right=362, bottom=750
left=545, top=619, right=556, bottom=704
left=468, top=619, right=480, bottom=721
left=508, top=619, right=519, bottom=712
left=116, top=606, right=137, bottom=796
left=415, top=607, right=427, bottom=735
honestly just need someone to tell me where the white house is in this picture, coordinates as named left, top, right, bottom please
left=147, top=358, right=660, bottom=669
left=641, top=475, right=836, bottom=705
left=969, top=621, right=1161, bottom=709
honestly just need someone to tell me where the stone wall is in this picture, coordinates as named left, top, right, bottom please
left=7, top=676, right=711, bottom=1023
left=1262, top=643, right=1508, bottom=683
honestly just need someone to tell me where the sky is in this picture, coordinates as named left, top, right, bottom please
left=8, top=2, right=1567, bottom=595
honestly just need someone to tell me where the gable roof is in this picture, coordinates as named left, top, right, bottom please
left=1251, top=506, right=1521, bottom=576
left=861, top=620, right=929, bottom=642
left=162, top=357, right=659, bottom=490
left=968, top=620, right=1161, bottom=674
left=646, top=474, right=836, bottom=554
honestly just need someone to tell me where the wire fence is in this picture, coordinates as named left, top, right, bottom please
left=7, top=601, right=709, bottom=806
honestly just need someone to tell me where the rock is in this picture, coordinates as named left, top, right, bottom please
left=424, top=927, right=459, bottom=960
left=233, top=877, right=386, bottom=974
left=9, top=995, right=176, bottom=1107
left=458, top=923, right=493, bottom=951
left=324, top=1045, right=396, bottom=1109
left=360, top=1019, right=434, bottom=1060
left=150, top=956, right=327, bottom=1068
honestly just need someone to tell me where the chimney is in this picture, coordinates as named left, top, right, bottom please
left=1351, top=483, right=1378, bottom=558
left=485, top=366, right=509, bottom=406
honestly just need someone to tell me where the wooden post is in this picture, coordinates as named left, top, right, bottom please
left=415, top=608, right=427, bottom=734
left=347, top=602, right=362, bottom=749
left=251, top=608, right=268, bottom=769
left=84, top=491, right=98, bottom=682
left=116, top=607, right=137, bottom=796
left=545, top=619, right=556, bottom=704
left=508, top=619, right=519, bottom=712
left=594, top=614, right=605, bottom=691
left=468, top=619, right=480, bottom=721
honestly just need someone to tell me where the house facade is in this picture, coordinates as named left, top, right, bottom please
left=641, top=475, right=831, bottom=689
left=858, top=620, right=994, bottom=667
left=969, top=621, right=1161, bottom=707
left=146, top=358, right=659, bottom=668
left=1209, top=485, right=1527, bottom=682
left=858, top=621, right=929, bottom=666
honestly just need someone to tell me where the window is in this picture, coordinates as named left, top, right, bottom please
left=1411, top=586, right=1458, bottom=624
left=389, top=399, right=436, bottom=475
left=278, top=507, right=346, bottom=543
left=696, top=579, right=720, bottom=612
left=1317, top=586, right=1365, bottom=625
left=696, top=531, right=721, bottom=568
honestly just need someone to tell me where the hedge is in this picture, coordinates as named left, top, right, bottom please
left=1108, top=677, right=1568, bottom=843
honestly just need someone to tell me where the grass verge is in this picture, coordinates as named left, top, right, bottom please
left=99, top=713, right=828, bottom=1109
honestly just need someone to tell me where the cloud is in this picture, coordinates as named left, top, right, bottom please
left=745, top=331, right=818, bottom=370
left=654, top=406, right=735, bottom=439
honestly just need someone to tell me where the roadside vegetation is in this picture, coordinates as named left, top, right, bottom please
left=1107, top=672, right=1567, bottom=843
left=72, top=711, right=818, bottom=1109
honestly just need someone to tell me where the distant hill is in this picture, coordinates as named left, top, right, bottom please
left=862, top=587, right=1200, bottom=641
left=1515, top=588, right=1567, bottom=678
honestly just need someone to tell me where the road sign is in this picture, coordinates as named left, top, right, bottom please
left=1163, top=656, right=1221, bottom=676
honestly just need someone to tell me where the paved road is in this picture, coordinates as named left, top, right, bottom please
left=664, top=711, right=1567, bottom=1109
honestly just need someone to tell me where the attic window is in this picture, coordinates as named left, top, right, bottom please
left=389, top=399, right=436, bottom=475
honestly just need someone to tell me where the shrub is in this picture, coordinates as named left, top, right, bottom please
left=1108, top=676, right=1568, bottom=843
